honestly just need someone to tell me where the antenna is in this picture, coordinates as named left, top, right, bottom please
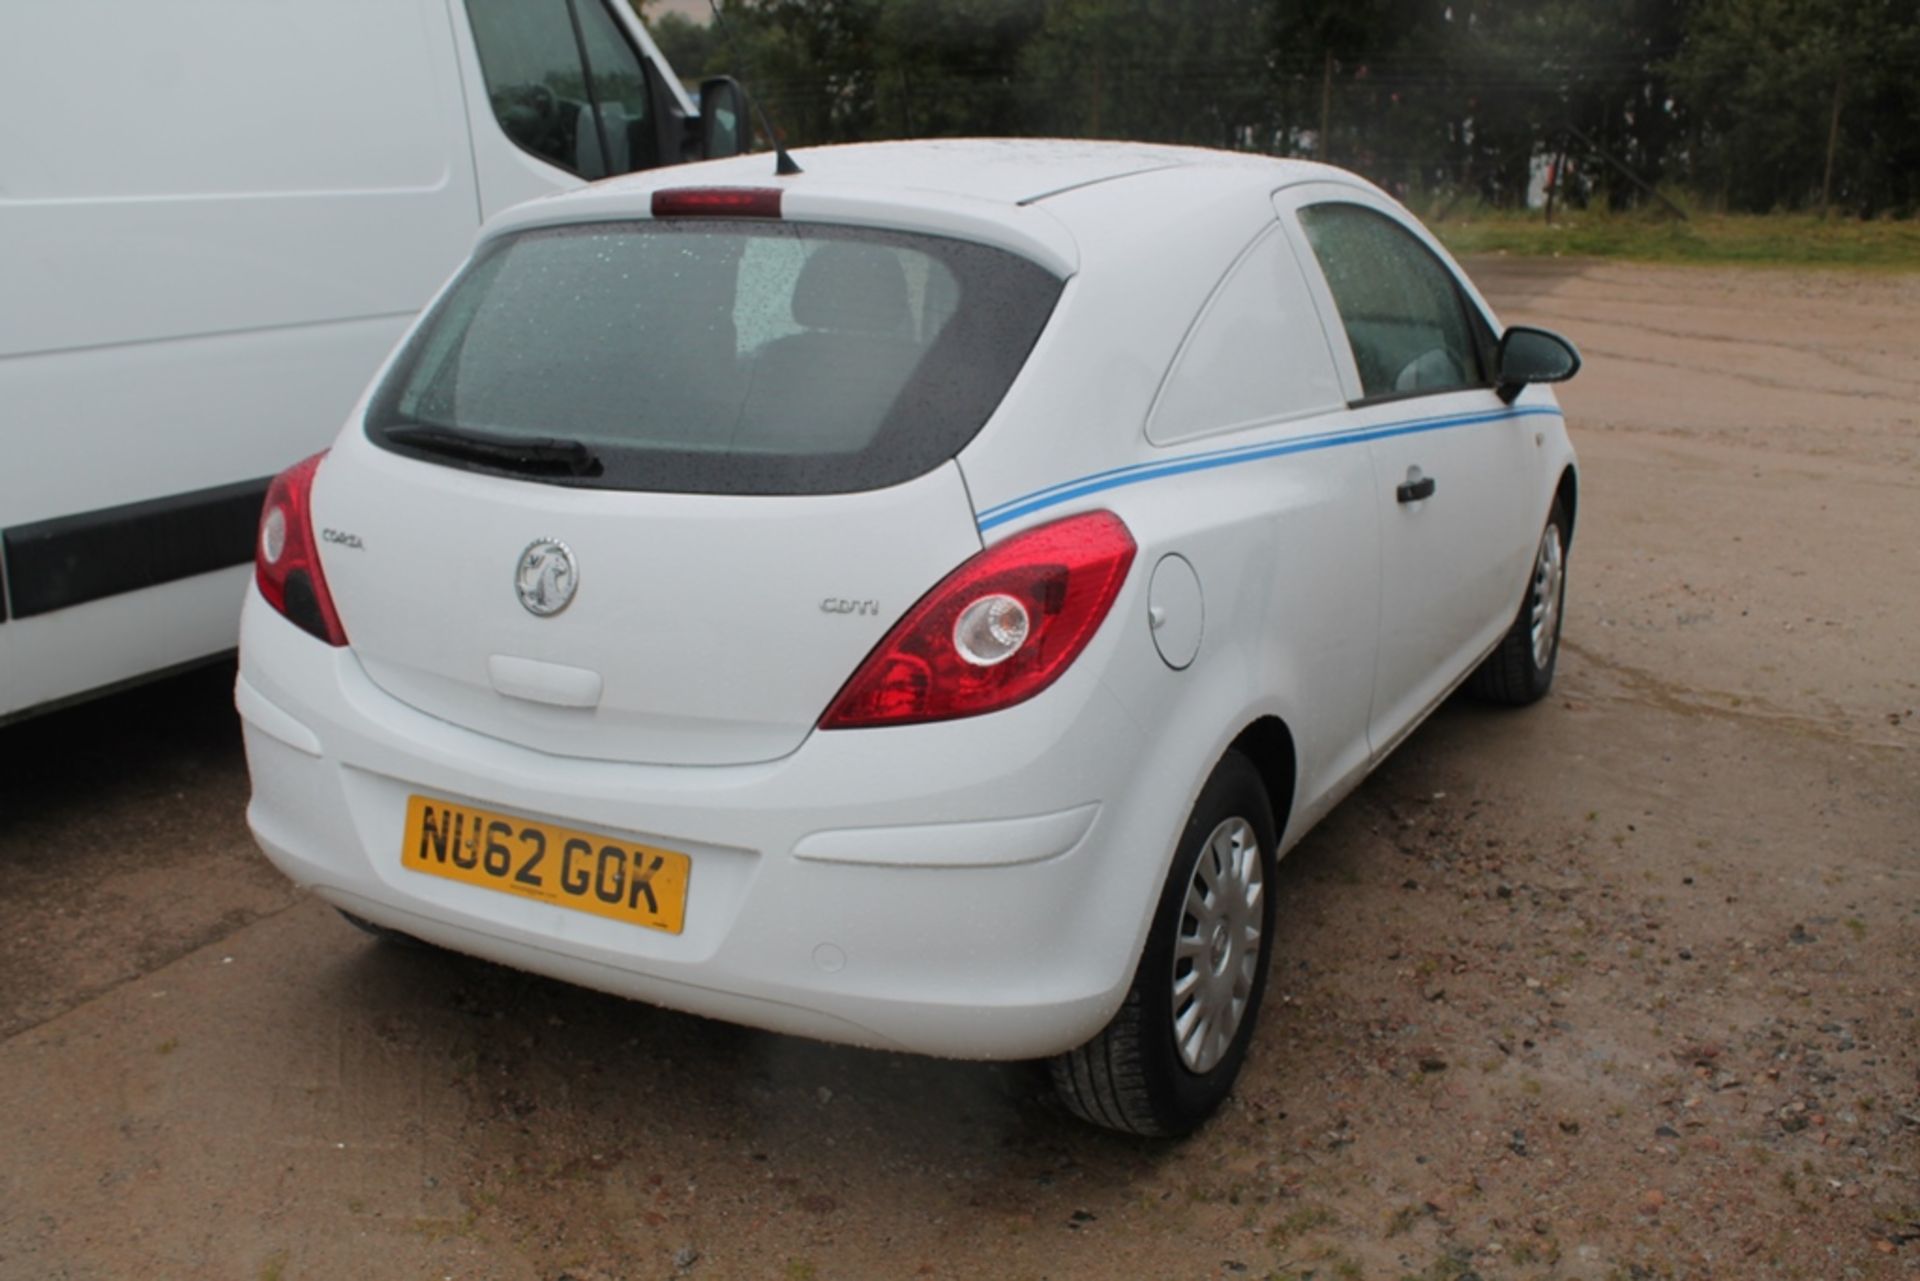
left=704, top=0, right=803, bottom=176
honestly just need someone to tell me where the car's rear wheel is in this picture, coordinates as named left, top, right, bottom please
left=1050, top=750, right=1277, bottom=1136
left=1468, top=497, right=1570, bottom=706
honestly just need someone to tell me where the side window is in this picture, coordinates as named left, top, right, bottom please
left=1148, top=226, right=1345, bottom=445
left=465, top=0, right=658, bottom=180
left=571, top=0, right=659, bottom=173
left=1297, top=203, right=1485, bottom=402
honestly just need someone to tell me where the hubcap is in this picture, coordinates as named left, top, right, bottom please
left=1170, top=817, right=1266, bottom=1074
left=1529, top=525, right=1565, bottom=670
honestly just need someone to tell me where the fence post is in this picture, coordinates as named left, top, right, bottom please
left=1544, top=134, right=1568, bottom=225
left=1820, top=73, right=1844, bottom=218
left=1320, top=51, right=1333, bottom=163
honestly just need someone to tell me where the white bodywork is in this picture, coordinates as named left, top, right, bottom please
left=238, top=140, right=1576, bottom=1060
left=0, top=0, right=694, bottom=721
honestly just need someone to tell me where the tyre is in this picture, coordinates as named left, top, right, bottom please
left=1468, top=497, right=1570, bottom=706
left=1050, top=750, right=1278, bottom=1137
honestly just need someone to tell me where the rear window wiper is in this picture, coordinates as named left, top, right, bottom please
left=384, top=423, right=604, bottom=478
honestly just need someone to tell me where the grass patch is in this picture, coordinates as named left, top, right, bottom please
left=1433, top=209, right=1920, bottom=270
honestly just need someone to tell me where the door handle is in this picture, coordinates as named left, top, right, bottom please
left=1396, top=467, right=1436, bottom=504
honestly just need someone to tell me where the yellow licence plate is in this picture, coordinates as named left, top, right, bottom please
left=400, top=795, right=690, bottom=934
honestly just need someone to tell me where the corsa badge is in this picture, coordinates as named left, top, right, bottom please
left=515, top=538, right=578, bottom=617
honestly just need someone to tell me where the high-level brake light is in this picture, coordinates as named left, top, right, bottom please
left=650, top=187, right=784, bottom=219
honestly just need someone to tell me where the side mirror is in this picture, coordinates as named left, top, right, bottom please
left=1495, top=325, right=1581, bottom=403
left=698, top=77, right=748, bottom=160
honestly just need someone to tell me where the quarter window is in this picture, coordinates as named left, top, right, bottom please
left=1297, top=203, right=1485, bottom=401
left=465, top=0, right=658, bottom=179
left=1147, top=226, right=1345, bottom=445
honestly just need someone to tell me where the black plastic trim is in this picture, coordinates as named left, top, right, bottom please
left=0, top=650, right=235, bottom=729
left=1, top=477, right=270, bottom=620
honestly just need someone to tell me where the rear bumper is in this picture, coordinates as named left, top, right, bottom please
left=237, top=588, right=1177, bottom=1060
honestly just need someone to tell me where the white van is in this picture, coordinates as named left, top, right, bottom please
left=0, top=0, right=744, bottom=723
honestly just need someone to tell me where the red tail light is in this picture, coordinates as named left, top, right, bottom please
left=650, top=187, right=783, bottom=218
left=820, top=511, right=1136, bottom=729
left=255, top=451, right=348, bottom=647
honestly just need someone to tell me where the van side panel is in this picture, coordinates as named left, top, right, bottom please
left=0, top=0, right=480, bottom=364
left=0, top=0, right=481, bottom=715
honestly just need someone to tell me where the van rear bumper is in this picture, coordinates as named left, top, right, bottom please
left=236, top=588, right=1175, bottom=1061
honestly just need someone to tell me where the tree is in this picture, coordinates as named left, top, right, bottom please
left=629, top=0, right=1917, bottom=217
left=645, top=9, right=724, bottom=82
left=1017, top=0, right=1280, bottom=148
left=872, top=0, right=1045, bottom=138
left=1670, top=0, right=1920, bottom=214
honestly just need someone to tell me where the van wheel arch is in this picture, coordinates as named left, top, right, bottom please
left=1227, top=715, right=1297, bottom=844
left=1556, top=467, right=1578, bottom=549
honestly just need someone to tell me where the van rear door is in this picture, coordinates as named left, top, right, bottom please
left=310, top=215, right=1065, bottom=766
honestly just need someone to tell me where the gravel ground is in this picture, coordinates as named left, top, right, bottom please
left=0, top=258, right=1914, bottom=1281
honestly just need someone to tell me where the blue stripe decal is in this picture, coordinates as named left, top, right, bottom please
left=975, top=404, right=1564, bottom=532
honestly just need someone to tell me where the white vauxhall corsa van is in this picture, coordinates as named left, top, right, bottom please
left=238, top=140, right=1582, bottom=1135
left=0, top=0, right=744, bottom=723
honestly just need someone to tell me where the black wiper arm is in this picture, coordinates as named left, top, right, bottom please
left=385, top=424, right=603, bottom=478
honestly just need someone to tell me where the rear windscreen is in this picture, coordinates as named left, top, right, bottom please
left=366, top=220, right=1065, bottom=494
